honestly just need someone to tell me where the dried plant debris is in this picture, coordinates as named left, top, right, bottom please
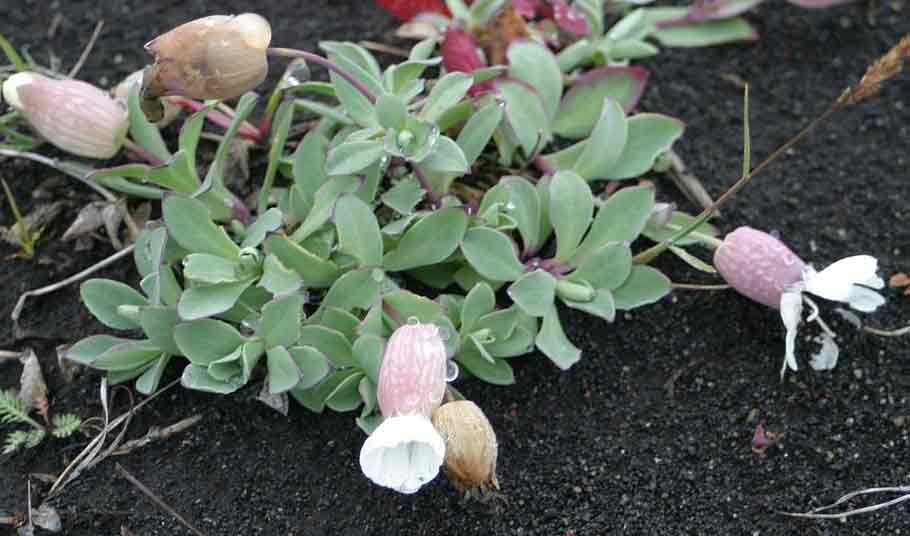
left=889, top=272, right=910, bottom=296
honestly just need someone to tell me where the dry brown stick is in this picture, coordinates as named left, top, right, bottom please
left=68, top=20, right=104, bottom=79
left=112, top=415, right=203, bottom=455
left=11, top=244, right=134, bottom=338
left=664, top=149, right=718, bottom=215
left=359, top=40, right=410, bottom=58
left=115, top=464, right=207, bottom=536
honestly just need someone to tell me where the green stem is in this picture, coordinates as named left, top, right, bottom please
left=1, top=177, right=34, bottom=257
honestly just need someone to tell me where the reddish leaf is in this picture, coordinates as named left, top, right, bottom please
left=374, top=0, right=450, bottom=21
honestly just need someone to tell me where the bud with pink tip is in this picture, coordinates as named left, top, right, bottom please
left=359, top=322, right=448, bottom=494
left=3, top=73, right=128, bottom=159
left=713, top=226, right=806, bottom=309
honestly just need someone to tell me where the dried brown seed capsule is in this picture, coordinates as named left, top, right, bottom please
left=431, top=400, right=500, bottom=494
left=143, top=13, right=271, bottom=100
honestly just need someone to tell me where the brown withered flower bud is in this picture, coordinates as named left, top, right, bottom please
left=143, top=13, right=271, bottom=101
left=431, top=400, right=500, bottom=495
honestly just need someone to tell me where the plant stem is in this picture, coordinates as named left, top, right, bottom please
left=267, top=48, right=377, bottom=103
left=412, top=164, right=441, bottom=208
left=634, top=104, right=840, bottom=265
left=122, top=138, right=164, bottom=166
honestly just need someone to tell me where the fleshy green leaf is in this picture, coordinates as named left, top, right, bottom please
left=456, top=350, right=515, bottom=385
left=321, top=269, right=382, bottom=311
left=573, top=98, right=628, bottom=180
left=420, top=72, right=473, bottom=122
left=419, top=136, right=469, bottom=175
left=456, top=101, right=503, bottom=166
left=334, top=194, right=383, bottom=266
left=460, top=227, right=525, bottom=282
left=353, top=335, right=384, bottom=383
left=612, top=265, right=671, bottom=309
left=549, top=171, right=594, bottom=262
left=499, top=80, right=548, bottom=156
left=325, top=372, right=365, bottom=412
left=573, top=186, right=655, bottom=264
left=163, top=196, right=240, bottom=259
left=80, top=279, right=147, bottom=330
left=181, top=365, right=241, bottom=394
left=178, top=280, right=253, bottom=321
left=183, top=254, right=242, bottom=284
left=264, top=234, right=341, bottom=288
left=267, top=346, right=302, bottom=394
left=383, top=208, right=468, bottom=271
left=127, top=84, right=171, bottom=162
left=375, top=94, right=408, bottom=130
left=258, top=254, right=303, bottom=295
left=139, top=307, right=181, bottom=355
left=259, top=294, right=304, bottom=349
left=460, top=283, right=496, bottom=334
left=535, top=306, right=581, bottom=370
left=381, top=177, right=424, bottom=215
left=326, top=140, right=385, bottom=176
left=242, top=208, right=284, bottom=249
left=507, top=40, right=563, bottom=121
left=174, top=319, right=245, bottom=365
left=92, top=340, right=162, bottom=372
left=602, top=114, right=684, bottom=179
left=289, top=346, right=332, bottom=390
left=298, top=325, right=356, bottom=368
left=499, top=176, right=541, bottom=254
left=507, top=270, right=557, bottom=317
left=563, top=289, right=616, bottom=322
left=552, top=66, right=649, bottom=139
left=568, top=243, right=633, bottom=291
left=66, top=335, right=133, bottom=366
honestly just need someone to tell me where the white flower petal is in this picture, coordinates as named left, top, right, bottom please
left=779, top=291, right=804, bottom=379
left=846, top=285, right=886, bottom=313
left=809, top=334, right=840, bottom=371
left=359, top=414, right=445, bottom=494
left=804, top=255, right=881, bottom=302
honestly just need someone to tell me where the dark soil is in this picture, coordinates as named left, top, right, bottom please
left=2, top=1, right=909, bottom=534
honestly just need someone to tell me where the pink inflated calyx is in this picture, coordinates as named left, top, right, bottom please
left=378, top=322, right=448, bottom=418
left=714, top=226, right=806, bottom=309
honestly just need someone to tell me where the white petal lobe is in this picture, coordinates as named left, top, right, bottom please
left=359, top=414, right=445, bottom=494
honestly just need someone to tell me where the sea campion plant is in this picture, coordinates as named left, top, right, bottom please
left=2, top=7, right=901, bottom=494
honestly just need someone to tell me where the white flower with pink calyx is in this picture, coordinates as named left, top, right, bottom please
left=714, top=226, right=885, bottom=379
left=359, top=321, right=449, bottom=494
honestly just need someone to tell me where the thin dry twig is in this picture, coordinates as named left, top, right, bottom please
left=863, top=324, right=910, bottom=337
left=663, top=149, right=718, bottom=215
left=67, top=20, right=104, bottom=79
left=11, top=244, right=134, bottom=339
left=112, top=415, right=203, bottom=455
left=781, top=486, right=910, bottom=519
left=115, top=463, right=207, bottom=536
left=47, top=378, right=179, bottom=498
left=359, top=40, right=410, bottom=58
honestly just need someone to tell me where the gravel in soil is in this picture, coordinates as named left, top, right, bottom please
left=1, top=1, right=909, bottom=534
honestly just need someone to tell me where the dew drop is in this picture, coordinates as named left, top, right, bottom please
left=445, top=360, right=459, bottom=382
left=371, top=268, right=384, bottom=282
left=406, top=316, right=420, bottom=326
